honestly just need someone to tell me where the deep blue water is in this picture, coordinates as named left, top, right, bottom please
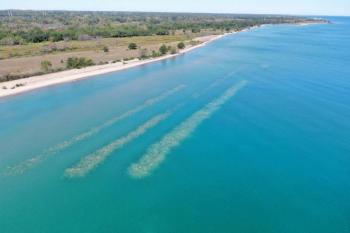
left=0, top=17, right=349, bottom=233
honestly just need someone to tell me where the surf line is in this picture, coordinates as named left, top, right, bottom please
left=64, top=108, right=177, bottom=178
left=2, top=85, right=186, bottom=176
left=128, top=80, right=248, bottom=179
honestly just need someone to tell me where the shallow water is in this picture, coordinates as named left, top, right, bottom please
left=0, top=17, right=349, bottom=233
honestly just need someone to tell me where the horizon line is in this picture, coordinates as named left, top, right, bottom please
left=0, top=9, right=349, bottom=17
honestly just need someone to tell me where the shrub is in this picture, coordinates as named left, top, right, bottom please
left=177, top=42, right=185, bottom=49
left=159, top=44, right=168, bottom=55
left=103, top=46, right=109, bottom=52
left=155, top=29, right=169, bottom=35
left=0, top=36, right=25, bottom=46
left=128, top=43, right=137, bottom=50
left=123, top=57, right=135, bottom=61
left=152, top=51, right=161, bottom=58
left=40, top=60, right=52, bottom=72
left=191, top=28, right=201, bottom=33
left=66, top=57, right=95, bottom=69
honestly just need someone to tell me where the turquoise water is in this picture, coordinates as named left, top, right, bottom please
left=1, top=17, right=350, bottom=233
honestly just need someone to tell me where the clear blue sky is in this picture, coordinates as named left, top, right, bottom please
left=2, top=0, right=350, bottom=16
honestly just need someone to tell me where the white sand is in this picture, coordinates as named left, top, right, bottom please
left=0, top=33, right=234, bottom=98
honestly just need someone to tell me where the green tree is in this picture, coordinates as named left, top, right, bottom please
left=177, top=42, right=185, bottom=49
left=128, top=43, right=137, bottom=50
left=66, top=57, right=94, bottom=69
left=40, top=60, right=52, bottom=72
left=159, top=44, right=168, bottom=55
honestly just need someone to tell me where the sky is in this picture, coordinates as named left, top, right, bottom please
left=1, top=0, right=350, bottom=16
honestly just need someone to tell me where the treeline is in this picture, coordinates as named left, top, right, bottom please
left=0, top=22, right=252, bottom=44
left=0, top=10, right=325, bottom=45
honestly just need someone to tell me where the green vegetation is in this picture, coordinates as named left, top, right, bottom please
left=128, top=43, right=138, bottom=50
left=0, top=35, right=189, bottom=60
left=0, top=11, right=328, bottom=83
left=191, top=28, right=201, bottom=33
left=0, top=36, right=25, bottom=45
left=0, top=10, right=326, bottom=45
left=66, top=57, right=95, bottom=69
left=152, top=50, right=161, bottom=58
left=177, top=42, right=185, bottom=49
left=159, top=44, right=168, bottom=55
left=40, top=60, right=52, bottom=72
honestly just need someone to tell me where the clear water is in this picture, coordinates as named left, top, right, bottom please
left=0, top=17, right=349, bottom=233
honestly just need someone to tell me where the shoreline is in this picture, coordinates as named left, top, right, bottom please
left=0, top=32, right=232, bottom=99
left=0, top=20, right=325, bottom=99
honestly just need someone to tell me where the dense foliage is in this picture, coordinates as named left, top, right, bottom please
left=177, top=42, right=185, bottom=49
left=128, top=43, right=138, bottom=50
left=159, top=44, right=168, bottom=55
left=0, top=10, right=324, bottom=45
left=66, top=57, right=95, bottom=69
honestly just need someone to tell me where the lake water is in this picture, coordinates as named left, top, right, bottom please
left=0, top=17, right=349, bottom=233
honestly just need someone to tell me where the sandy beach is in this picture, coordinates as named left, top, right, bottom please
left=0, top=33, right=234, bottom=98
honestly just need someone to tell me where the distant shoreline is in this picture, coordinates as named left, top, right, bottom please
left=0, top=21, right=327, bottom=99
left=0, top=32, right=234, bottom=98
